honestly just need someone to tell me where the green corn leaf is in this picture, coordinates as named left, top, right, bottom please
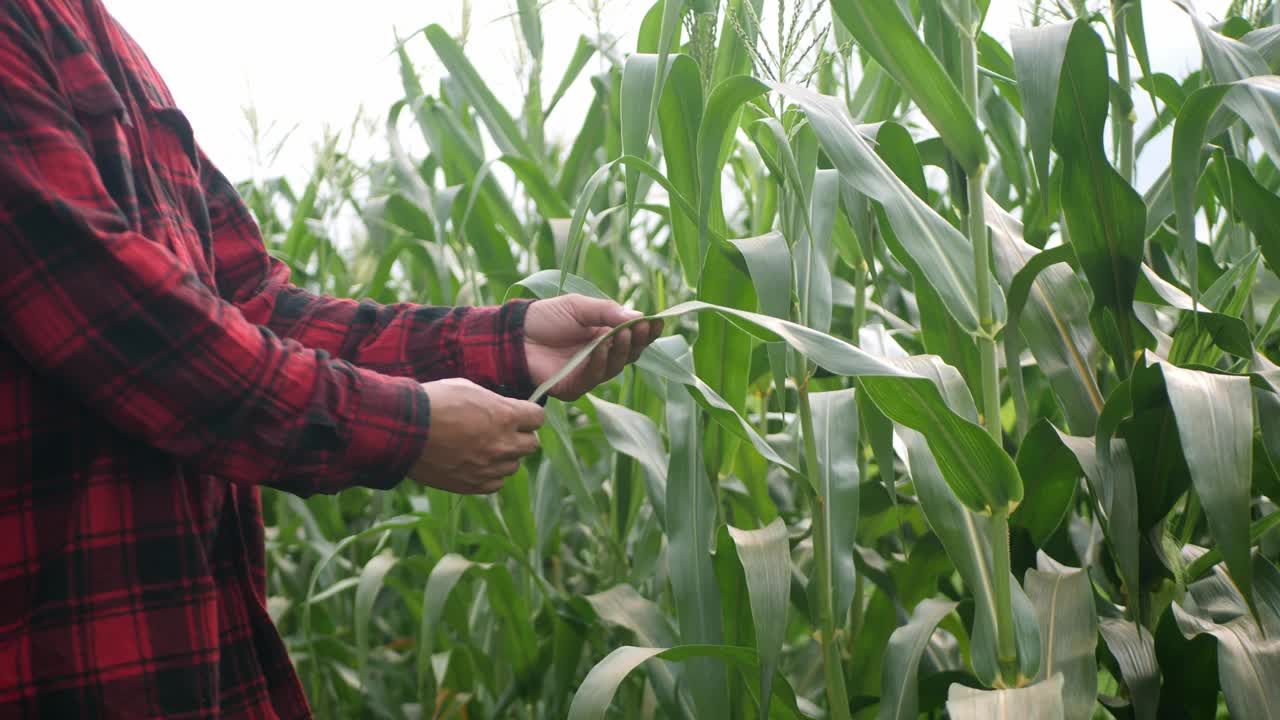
left=777, top=83, right=1004, bottom=336
left=798, top=169, right=839, bottom=334
left=546, top=36, right=596, bottom=117
left=1028, top=425, right=1142, bottom=617
left=1166, top=248, right=1260, bottom=366
left=1010, top=23, right=1072, bottom=198
left=557, top=83, right=608, bottom=198
left=901, top=427, right=1041, bottom=687
left=808, top=389, right=861, bottom=624
left=355, top=550, right=398, bottom=694
left=579, top=586, right=685, bottom=715
left=541, top=399, right=601, bottom=521
left=1146, top=358, right=1257, bottom=619
left=946, top=674, right=1066, bottom=719
left=1025, top=559, right=1099, bottom=720
left=567, top=645, right=805, bottom=720
left=726, top=519, right=791, bottom=712
left=729, top=232, right=793, bottom=399
left=415, top=554, right=484, bottom=696
left=515, top=0, right=543, bottom=61
left=1173, top=559, right=1280, bottom=719
left=1012, top=423, right=1079, bottom=546
left=827, top=0, right=987, bottom=173
left=410, top=98, right=522, bottom=288
left=1008, top=20, right=1070, bottom=204
left=879, top=598, right=959, bottom=720
left=657, top=55, right=705, bottom=284
left=665, top=377, right=728, bottom=717
left=527, top=299, right=1021, bottom=513
left=621, top=54, right=670, bottom=208
left=1172, top=77, right=1280, bottom=301
left=1208, top=156, right=1280, bottom=273
left=1098, top=618, right=1162, bottom=720
left=988, top=197, right=1103, bottom=435
left=588, top=395, right=669, bottom=526
left=695, top=243, right=757, bottom=474
left=1174, top=0, right=1269, bottom=83
left=697, top=75, right=770, bottom=271
left=1018, top=21, right=1149, bottom=367
left=559, top=153, right=702, bottom=289
left=423, top=24, right=535, bottom=161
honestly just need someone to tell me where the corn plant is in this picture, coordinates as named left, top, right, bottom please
left=243, top=0, right=1280, bottom=717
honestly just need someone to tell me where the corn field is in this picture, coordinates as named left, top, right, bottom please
left=240, top=0, right=1280, bottom=717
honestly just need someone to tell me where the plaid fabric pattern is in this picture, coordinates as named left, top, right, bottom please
left=0, top=1, right=533, bottom=717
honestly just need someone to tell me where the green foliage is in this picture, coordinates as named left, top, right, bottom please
left=245, top=1, right=1280, bottom=717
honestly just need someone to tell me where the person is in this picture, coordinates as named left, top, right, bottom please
left=0, top=1, right=662, bottom=716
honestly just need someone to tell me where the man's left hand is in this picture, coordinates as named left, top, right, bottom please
left=524, top=295, right=664, bottom=401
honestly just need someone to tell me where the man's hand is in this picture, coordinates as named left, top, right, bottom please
left=409, top=378, right=544, bottom=494
left=524, top=295, right=664, bottom=400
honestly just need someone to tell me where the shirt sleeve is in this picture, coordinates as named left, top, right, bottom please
left=0, top=12, right=428, bottom=496
left=202, top=151, right=537, bottom=400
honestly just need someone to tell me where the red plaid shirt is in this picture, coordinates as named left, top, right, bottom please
left=0, top=1, right=533, bottom=717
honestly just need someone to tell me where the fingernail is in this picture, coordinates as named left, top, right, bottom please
left=623, top=309, right=644, bottom=320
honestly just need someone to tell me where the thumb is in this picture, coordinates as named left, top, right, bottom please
left=566, top=295, right=644, bottom=328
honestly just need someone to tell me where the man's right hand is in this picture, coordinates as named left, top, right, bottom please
left=409, top=378, right=545, bottom=494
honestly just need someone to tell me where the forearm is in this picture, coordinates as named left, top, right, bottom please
left=204, top=157, right=534, bottom=397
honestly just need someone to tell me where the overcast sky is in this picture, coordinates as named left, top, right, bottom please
left=100, top=0, right=1230, bottom=189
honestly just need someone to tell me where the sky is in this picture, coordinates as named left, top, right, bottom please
left=100, top=0, right=1233, bottom=190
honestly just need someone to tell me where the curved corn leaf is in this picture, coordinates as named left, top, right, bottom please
left=1144, top=357, right=1256, bottom=618
left=355, top=550, right=398, bottom=693
left=588, top=395, right=669, bottom=527
left=1173, top=553, right=1280, bottom=720
left=1033, top=21, right=1149, bottom=364
left=726, top=519, right=791, bottom=712
left=528, top=298, right=1022, bottom=513
left=1136, top=258, right=1257, bottom=362
left=879, top=598, right=959, bottom=720
left=1025, top=560, right=1098, bottom=720
left=414, top=554, right=534, bottom=700
left=568, top=644, right=804, bottom=720
left=1099, top=618, right=1161, bottom=720
left=579, top=585, right=686, bottom=716
left=946, top=674, right=1066, bottom=719
left=1041, top=428, right=1141, bottom=616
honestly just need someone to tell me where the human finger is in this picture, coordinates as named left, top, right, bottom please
left=509, top=400, right=545, bottom=431
left=604, top=328, right=631, bottom=379
left=497, top=432, right=540, bottom=460
left=482, top=460, right=521, bottom=479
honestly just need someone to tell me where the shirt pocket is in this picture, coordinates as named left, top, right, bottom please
left=135, top=93, right=216, bottom=279
left=58, top=52, right=140, bottom=222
